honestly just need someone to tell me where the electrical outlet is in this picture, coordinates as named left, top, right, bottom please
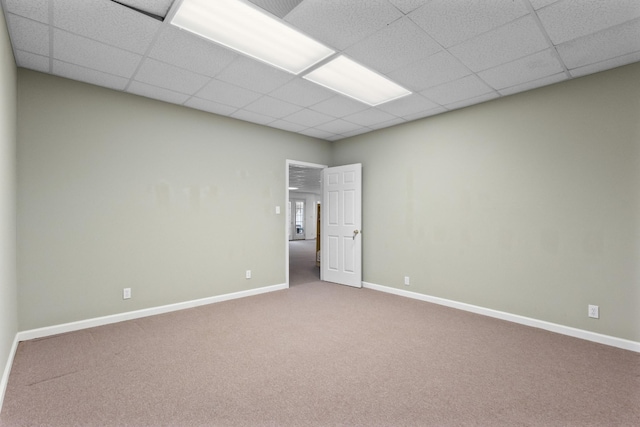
left=404, top=276, right=410, bottom=286
left=588, top=304, right=599, bottom=319
left=246, top=270, right=252, bottom=279
left=123, top=288, right=131, bottom=300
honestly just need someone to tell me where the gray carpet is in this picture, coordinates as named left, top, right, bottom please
left=1, top=276, right=639, bottom=425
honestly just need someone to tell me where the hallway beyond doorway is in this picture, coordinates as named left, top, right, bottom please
left=289, top=239, right=319, bottom=286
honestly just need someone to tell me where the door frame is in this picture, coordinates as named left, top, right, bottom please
left=285, top=160, right=327, bottom=288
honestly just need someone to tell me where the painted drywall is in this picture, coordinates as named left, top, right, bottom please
left=0, top=5, right=18, bottom=397
left=17, top=69, right=332, bottom=330
left=333, top=63, right=640, bottom=342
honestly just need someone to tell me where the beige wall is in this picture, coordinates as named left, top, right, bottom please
left=333, top=63, right=640, bottom=342
left=17, top=70, right=332, bottom=330
left=0, top=6, right=18, bottom=390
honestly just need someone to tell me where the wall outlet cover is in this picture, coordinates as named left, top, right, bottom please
left=588, top=304, right=599, bottom=319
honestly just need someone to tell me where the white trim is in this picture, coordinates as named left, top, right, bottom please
left=285, top=160, right=327, bottom=288
left=363, top=282, right=640, bottom=353
left=0, top=334, right=19, bottom=415
left=17, top=283, right=287, bottom=342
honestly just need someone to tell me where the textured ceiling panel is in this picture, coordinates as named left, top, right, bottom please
left=498, top=72, right=567, bottom=96
left=269, top=79, right=335, bottom=107
left=7, top=14, right=49, bottom=56
left=409, top=0, right=528, bottom=48
left=285, top=0, right=403, bottom=50
left=216, top=56, right=294, bottom=94
left=421, top=75, right=494, bottom=106
left=52, top=0, right=160, bottom=54
left=343, top=108, right=397, bottom=127
left=113, top=0, right=174, bottom=18
left=134, top=58, right=210, bottom=95
left=569, top=51, right=640, bottom=78
left=248, top=0, right=303, bottom=18
left=5, top=0, right=49, bottom=23
left=231, top=109, right=275, bottom=126
left=387, top=51, right=471, bottom=92
left=53, top=60, right=129, bottom=90
left=529, top=0, right=561, bottom=10
left=478, top=49, right=565, bottom=90
left=244, top=96, right=303, bottom=119
left=308, top=96, right=369, bottom=118
left=314, top=119, right=364, bottom=135
left=127, top=81, right=190, bottom=104
left=377, top=94, right=439, bottom=117
left=194, top=79, right=262, bottom=109
left=184, top=97, right=238, bottom=116
left=14, top=50, right=49, bottom=72
left=283, top=109, right=334, bottom=128
left=387, top=0, right=429, bottom=14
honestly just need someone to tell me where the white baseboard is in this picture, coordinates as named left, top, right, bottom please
left=17, top=283, right=287, bottom=342
left=363, top=282, right=640, bottom=353
left=0, top=334, right=19, bottom=415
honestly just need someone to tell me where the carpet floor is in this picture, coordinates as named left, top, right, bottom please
left=1, top=245, right=638, bottom=426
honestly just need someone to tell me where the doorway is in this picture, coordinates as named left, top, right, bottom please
left=286, top=160, right=326, bottom=287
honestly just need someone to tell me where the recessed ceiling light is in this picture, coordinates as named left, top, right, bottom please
left=303, top=55, right=411, bottom=106
left=288, top=187, right=299, bottom=190
left=170, top=0, right=335, bottom=75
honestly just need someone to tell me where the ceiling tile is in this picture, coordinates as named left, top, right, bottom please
left=53, top=60, right=129, bottom=90
left=376, top=93, right=439, bottom=117
left=268, top=78, right=335, bottom=107
left=134, top=58, right=210, bottom=95
left=340, top=127, right=373, bottom=138
left=387, top=0, right=429, bottom=14
left=14, top=50, right=50, bottom=73
left=5, top=0, right=49, bottom=23
left=343, top=108, right=397, bottom=127
left=569, top=51, right=640, bottom=78
left=444, top=92, right=499, bottom=111
left=268, top=120, right=308, bottom=133
left=285, top=0, right=403, bottom=50
left=244, top=96, right=303, bottom=119
left=283, top=109, right=335, bottom=127
left=127, top=81, right=191, bottom=105
left=529, top=0, right=561, bottom=10
left=368, top=117, right=405, bottom=130
left=148, top=26, right=238, bottom=78
left=557, top=18, right=640, bottom=69
left=402, top=106, right=447, bottom=122
left=309, top=96, right=369, bottom=117
left=248, top=0, right=303, bottom=18
left=231, top=109, right=276, bottom=125
left=387, top=51, right=471, bottom=91
left=345, top=17, right=441, bottom=74
left=498, top=72, right=567, bottom=96
left=7, top=14, right=49, bottom=56
left=195, top=79, right=263, bottom=109
left=421, top=75, right=494, bottom=106
left=114, top=0, right=174, bottom=18
left=299, top=128, right=335, bottom=140
left=449, top=16, right=549, bottom=72
left=314, top=119, right=364, bottom=134
left=410, top=0, right=529, bottom=48
left=184, top=97, right=238, bottom=116
left=216, top=56, right=294, bottom=94
left=52, top=0, right=160, bottom=54
left=537, top=0, right=640, bottom=45
left=478, top=49, right=565, bottom=90
left=53, top=29, right=141, bottom=78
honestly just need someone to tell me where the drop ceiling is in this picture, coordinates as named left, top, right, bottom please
left=2, top=0, right=640, bottom=141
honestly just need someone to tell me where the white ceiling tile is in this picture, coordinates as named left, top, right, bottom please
left=5, top=0, right=49, bottom=23
left=387, top=0, right=429, bottom=14
left=449, top=16, right=549, bottom=72
left=377, top=94, right=439, bottom=117
left=343, top=108, right=397, bottom=127
left=478, top=49, right=564, bottom=90
left=421, top=75, right=494, bottom=105
left=368, top=117, right=405, bottom=130
left=268, top=78, right=335, bottom=107
left=444, top=92, right=499, bottom=111
left=409, top=0, right=529, bottom=48
left=268, top=120, right=308, bottom=133
left=387, top=51, right=471, bottom=91
left=52, top=0, right=160, bottom=54
left=53, top=29, right=141, bottom=78
left=345, top=17, right=441, bottom=74
left=134, top=58, right=210, bottom=95
left=195, top=79, right=263, bottom=108
left=248, top=0, right=304, bottom=18
left=127, top=81, right=191, bottom=105
left=53, top=60, right=128, bottom=90
left=231, top=109, right=276, bottom=125
left=309, top=96, right=369, bottom=117
left=557, top=18, right=640, bottom=69
left=7, top=14, right=49, bottom=56
left=216, top=56, right=294, bottom=94
left=244, top=96, right=303, bottom=119
left=285, top=0, right=403, bottom=50
left=537, top=0, right=640, bottom=45
left=314, top=119, right=364, bottom=134
left=14, top=50, right=50, bottom=73
left=299, top=128, right=335, bottom=140
left=283, top=109, right=335, bottom=127
left=184, top=97, right=238, bottom=116
left=115, top=0, right=173, bottom=18
left=529, top=0, right=561, bottom=10
left=569, top=51, right=640, bottom=78
left=340, top=127, right=373, bottom=138
left=498, top=72, right=567, bottom=96
left=403, top=106, right=447, bottom=122
left=148, top=26, right=238, bottom=78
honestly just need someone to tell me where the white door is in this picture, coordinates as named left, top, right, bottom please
left=322, top=164, right=362, bottom=288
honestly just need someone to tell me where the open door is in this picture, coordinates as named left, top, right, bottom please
left=322, top=164, right=362, bottom=288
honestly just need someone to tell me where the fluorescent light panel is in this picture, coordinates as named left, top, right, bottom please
left=303, top=56, right=411, bottom=106
left=170, top=0, right=335, bottom=75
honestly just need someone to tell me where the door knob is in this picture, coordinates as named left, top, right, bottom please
left=353, top=230, right=359, bottom=240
